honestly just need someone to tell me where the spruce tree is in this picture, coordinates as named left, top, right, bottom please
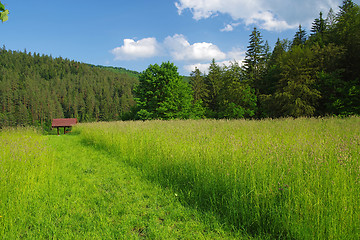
left=311, top=12, right=327, bottom=36
left=244, top=27, right=266, bottom=90
left=190, top=67, right=208, bottom=103
left=204, top=59, right=223, bottom=115
left=292, top=25, right=307, bottom=46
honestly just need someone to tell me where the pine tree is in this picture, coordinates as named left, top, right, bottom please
left=311, top=12, right=327, bottom=35
left=204, top=59, right=223, bottom=115
left=326, top=8, right=337, bottom=28
left=189, top=67, right=208, bottom=103
left=220, top=62, right=257, bottom=118
left=333, top=0, right=360, bottom=114
left=244, top=27, right=266, bottom=89
left=274, top=45, right=321, bottom=117
left=292, top=25, right=307, bottom=46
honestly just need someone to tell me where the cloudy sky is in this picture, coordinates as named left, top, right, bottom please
left=1, top=0, right=358, bottom=75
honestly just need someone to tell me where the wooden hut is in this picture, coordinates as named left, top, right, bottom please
left=52, top=118, right=77, bottom=135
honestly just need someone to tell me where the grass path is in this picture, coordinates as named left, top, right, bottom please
left=40, top=134, right=248, bottom=239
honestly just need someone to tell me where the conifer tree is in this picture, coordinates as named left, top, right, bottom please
left=190, top=67, right=208, bottom=103
left=244, top=27, right=266, bottom=90
left=311, top=12, right=327, bottom=36
left=292, top=25, right=307, bottom=46
left=220, top=62, right=257, bottom=118
left=204, top=59, right=223, bottom=115
left=274, top=45, right=321, bottom=117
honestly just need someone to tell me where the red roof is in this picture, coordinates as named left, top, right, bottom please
left=52, top=118, right=77, bottom=127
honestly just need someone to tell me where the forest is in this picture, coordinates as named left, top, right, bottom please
left=0, top=0, right=359, bottom=127
left=188, top=0, right=360, bottom=119
left=0, top=48, right=138, bottom=129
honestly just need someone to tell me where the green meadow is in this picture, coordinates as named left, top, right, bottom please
left=1, top=117, right=360, bottom=239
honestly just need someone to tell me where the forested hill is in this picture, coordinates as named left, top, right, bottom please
left=0, top=47, right=138, bottom=128
left=88, top=65, right=140, bottom=79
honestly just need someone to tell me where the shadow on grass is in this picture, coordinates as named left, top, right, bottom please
left=76, top=136, right=292, bottom=239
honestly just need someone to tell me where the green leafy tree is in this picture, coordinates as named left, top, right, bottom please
left=134, top=62, right=193, bottom=120
left=0, top=1, right=9, bottom=22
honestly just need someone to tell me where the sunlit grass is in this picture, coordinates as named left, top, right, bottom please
left=76, top=117, right=360, bottom=239
left=0, top=127, right=55, bottom=238
left=1, top=127, right=245, bottom=239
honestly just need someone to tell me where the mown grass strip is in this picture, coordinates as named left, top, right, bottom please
left=1, top=129, right=251, bottom=239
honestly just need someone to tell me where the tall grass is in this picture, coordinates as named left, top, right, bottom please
left=0, top=127, right=55, bottom=238
left=76, top=117, right=360, bottom=239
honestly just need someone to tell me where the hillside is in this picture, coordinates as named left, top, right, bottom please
left=88, top=64, right=140, bottom=79
left=0, top=47, right=138, bottom=129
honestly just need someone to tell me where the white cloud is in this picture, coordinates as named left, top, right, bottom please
left=220, top=22, right=241, bottom=32
left=164, top=34, right=227, bottom=62
left=184, top=63, right=211, bottom=74
left=111, top=34, right=247, bottom=75
left=227, top=47, right=246, bottom=62
left=184, top=48, right=246, bottom=74
left=175, top=0, right=342, bottom=31
left=111, top=38, right=161, bottom=60
left=184, top=59, right=244, bottom=74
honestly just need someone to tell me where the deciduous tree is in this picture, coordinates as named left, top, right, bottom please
left=0, top=1, right=9, bottom=22
left=134, top=62, right=193, bottom=120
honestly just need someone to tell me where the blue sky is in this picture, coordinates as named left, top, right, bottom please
left=1, top=0, right=359, bottom=75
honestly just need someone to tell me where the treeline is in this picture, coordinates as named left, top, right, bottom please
left=1, top=0, right=359, bottom=126
left=89, top=64, right=140, bottom=79
left=189, top=0, right=360, bottom=118
left=0, top=48, right=138, bottom=128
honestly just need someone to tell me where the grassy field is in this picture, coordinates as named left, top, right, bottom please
left=1, top=118, right=359, bottom=239
left=76, top=117, right=360, bottom=239
left=0, top=127, right=248, bottom=239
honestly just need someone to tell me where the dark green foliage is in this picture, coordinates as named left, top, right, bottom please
left=218, top=62, right=257, bottom=118
left=188, top=61, right=257, bottom=119
left=292, top=25, right=307, bottom=47
left=189, top=67, right=208, bottom=103
left=2, top=1, right=360, bottom=123
left=134, top=62, right=195, bottom=120
left=88, top=64, right=140, bottom=79
left=273, top=45, right=321, bottom=117
left=244, top=27, right=267, bottom=90
left=0, top=48, right=137, bottom=128
left=203, top=59, right=224, bottom=115
left=259, top=0, right=360, bottom=118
